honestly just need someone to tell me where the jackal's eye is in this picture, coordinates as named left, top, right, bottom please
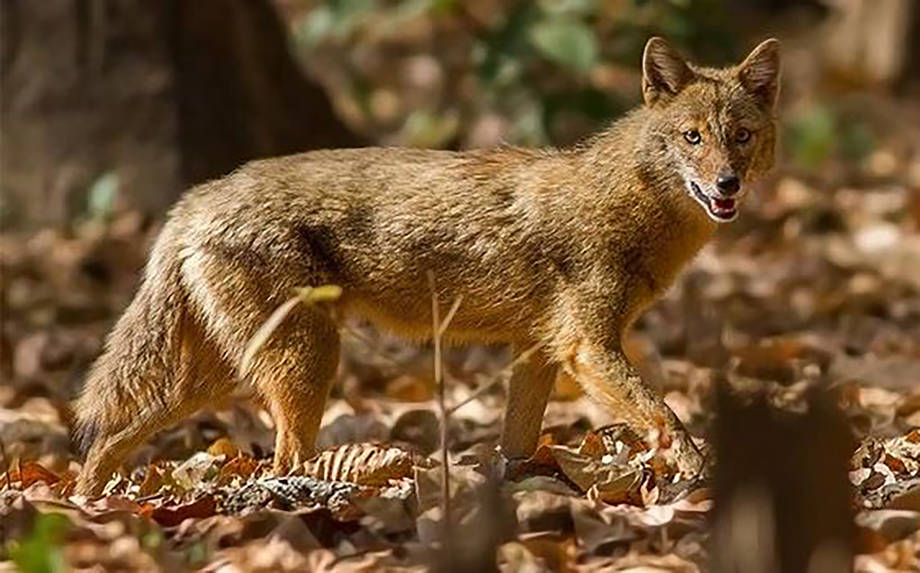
left=683, top=130, right=702, bottom=145
left=735, top=128, right=751, bottom=143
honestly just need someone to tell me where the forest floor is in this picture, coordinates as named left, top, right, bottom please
left=3, top=155, right=920, bottom=570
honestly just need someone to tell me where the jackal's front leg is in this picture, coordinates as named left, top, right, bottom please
left=554, top=286, right=705, bottom=476
left=500, top=345, right=557, bottom=458
left=568, top=342, right=703, bottom=475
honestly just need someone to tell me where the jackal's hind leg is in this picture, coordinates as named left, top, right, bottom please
left=246, top=310, right=340, bottom=474
left=184, top=248, right=341, bottom=475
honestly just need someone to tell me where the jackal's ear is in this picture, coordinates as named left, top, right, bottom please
left=642, top=37, right=695, bottom=106
left=738, top=38, right=781, bottom=109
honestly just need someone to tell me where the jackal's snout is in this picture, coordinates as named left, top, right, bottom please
left=715, top=172, right=740, bottom=196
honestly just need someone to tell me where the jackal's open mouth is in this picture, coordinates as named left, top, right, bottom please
left=690, top=182, right=737, bottom=222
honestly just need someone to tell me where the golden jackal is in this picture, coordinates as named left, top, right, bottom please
left=75, top=37, right=781, bottom=495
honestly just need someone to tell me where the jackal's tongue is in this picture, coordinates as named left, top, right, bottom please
left=713, top=197, right=736, bottom=210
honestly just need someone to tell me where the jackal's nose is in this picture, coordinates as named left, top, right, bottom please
left=716, top=174, right=740, bottom=196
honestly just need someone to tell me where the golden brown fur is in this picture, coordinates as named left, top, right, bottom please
left=74, top=38, right=781, bottom=495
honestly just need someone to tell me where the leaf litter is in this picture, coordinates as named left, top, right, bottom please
left=3, top=161, right=920, bottom=569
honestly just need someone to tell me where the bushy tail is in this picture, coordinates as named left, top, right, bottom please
left=74, top=230, right=187, bottom=452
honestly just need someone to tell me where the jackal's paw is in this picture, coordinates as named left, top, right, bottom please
left=491, top=445, right=560, bottom=482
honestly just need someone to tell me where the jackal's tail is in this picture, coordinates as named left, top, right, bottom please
left=73, top=228, right=187, bottom=453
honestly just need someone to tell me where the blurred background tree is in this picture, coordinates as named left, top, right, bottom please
left=0, top=0, right=361, bottom=227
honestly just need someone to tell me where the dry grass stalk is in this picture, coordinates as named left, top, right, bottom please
left=0, top=439, right=10, bottom=490
left=426, top=271, right=462, bottom=549
left=240, top=285, right=342, bottom=377
left=447, top=342, right=542, bottom=416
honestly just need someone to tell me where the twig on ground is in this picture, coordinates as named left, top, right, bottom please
left=0, top=439, right=10, bottom=490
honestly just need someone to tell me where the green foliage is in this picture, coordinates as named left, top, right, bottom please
left=296, top=0, right=456, bottom=46
left=839, top=121, right=876, bottom=163
left=184, top=541, right=209, bottom=568
left=9, top=513, right=69, bottom=573
left=86, top=171, right=120, bottom=221
left=529, top=17, right=598, bottom=74
left=786, top=105, right=836, bottom=168
left=538, top=0, right=597, bottom=16
left=400, top=109, right=460, bottom=148
left=294, top=0, right=736, bottom=147
left=141, top=528, right=164, bottom=551
left=785, top=103, right=877, bottom=169
left=295, top=0, right=377, bottom=45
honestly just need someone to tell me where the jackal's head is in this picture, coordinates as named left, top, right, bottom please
left=641, top=37, right=781, bottom=223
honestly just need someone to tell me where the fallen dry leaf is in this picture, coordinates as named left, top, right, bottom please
left=303, top=443, right=424, bottom=486
left=149, top=496, right=218, bottom=527
left=10, top=460, right=61, bottom=488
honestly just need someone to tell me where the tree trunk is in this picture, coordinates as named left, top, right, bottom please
left=166, top=0, right=364, bottom=186
left=823, top=0, right=916, bottom=87
left=0, top=0, right=362, bottom=228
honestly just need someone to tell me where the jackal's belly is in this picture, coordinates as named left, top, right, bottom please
left=339, top=289, right=540, bottom=345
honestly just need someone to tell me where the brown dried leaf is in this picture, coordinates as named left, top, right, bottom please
left=303, top=443, right=422, bottom=486
left=518, top=536, right=577, bottom=572
left=586, top=470, right=644, bottom=506
left=884, top=453, right=908, bottom=476
left=549, top=446, right=633, bottom=493
left=51, top=471, right=76, bottom=497
left=219, top=455, right=259, bottom=483
left=896, top=393, right=920, bottom=418
left=207, top=437, right=240, bottom=458
left=136, top=464, right=166, bottom=497
left=577, top=431, right=606, bottom=459
left=385, top=374, right=434, bottom=402
left=80, top=494, right=144, bottom=517
left=888, top=484, right=920, bottom=511
left=596, top=423, right=649, bottom=456
left=149, top=495, right=217, bottom=527
left=11, top=461, right=60, bottom=488
left=390, top=409, right=440, bottom=454
left=855, top=509, right=920, bottom=550
left=172, top=452, right=222, bottom=491
left=532, top=434, right=558, bottom=467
